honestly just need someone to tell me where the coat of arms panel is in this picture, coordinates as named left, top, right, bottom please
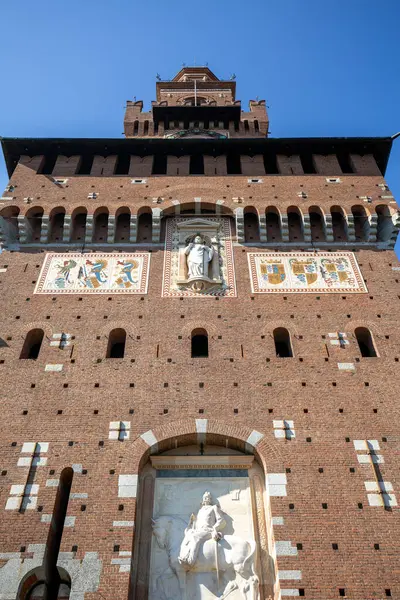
left=248, top=251, right=367, bottom=293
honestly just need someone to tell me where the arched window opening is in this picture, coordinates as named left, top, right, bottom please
left=355, top=327, right=377, bottom=358
left=287, top=208, right=303, bottom=242
left=133, top=121, right=139, bottom=135
left=106, top=328, right=126, bottom=358
left=70, top=208, right=87, bottom=242
left=331, top=207, right=347, bottom=241
left=274, top=328, right=293, bottom=358
left=376, top=205, right=394, bottom=242
left=254, top=120, right=259, bottom=133
left=309, top=208, right=325, bottom=241
left=93, top=208, right=109, bottom=243
left=143, top=120, right=149, bottom=135
left=266, top=207, right=281, bottom=241
left=0, top=205, right=20, bottom=243
left=352, top=205, right=369, bottom=241
left=49, top=208, right=66, bottom=242
left=244, top=120, right=249, bottom=132
left=189, top=154, right=204, bottom=175
left=115, top=209, right=131, bottom=242
left=20, top=329, right=44, bottom=360
left=26, top=207, right=44, bottom=242
left=137, top=210, right=152, bottom=242
left=191, top=329, right=208, bottom=358
left=244, top=208, right=260, bottom=242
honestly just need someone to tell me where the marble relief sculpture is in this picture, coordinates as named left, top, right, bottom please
left=152, top=491, right=260, bottom=600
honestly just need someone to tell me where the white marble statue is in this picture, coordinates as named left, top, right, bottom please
left=185, top=234, right=214, bottom=279
left=152, top=490, right=260, bottom=600
left=178, top=490, right=226, bottom=567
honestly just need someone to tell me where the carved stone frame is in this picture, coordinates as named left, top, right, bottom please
left=130, top=452, right=276, bottom=600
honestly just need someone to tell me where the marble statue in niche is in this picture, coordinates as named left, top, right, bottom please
left=152, top=489, right=260, bottom=600
left=162, top=217, right=237, bottom=297
left=185, top=235, right=215, bottom=280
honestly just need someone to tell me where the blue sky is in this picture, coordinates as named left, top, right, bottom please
left=0, top=0, right=399, bottom=226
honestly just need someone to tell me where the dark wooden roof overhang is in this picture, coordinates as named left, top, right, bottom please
left=1, top=136, right=393, bottom=178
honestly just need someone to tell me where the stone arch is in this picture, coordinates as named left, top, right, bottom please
left=93, top=206, right=109, bottom=243
left=129, top=420, right=283, bottom=600
left=20, top=322, right=53, bottom=339
left=137, top=206, right=152, bottom=242
left=243, top=206, right=260, bottom=242
left=287, top=205, right=304, bottom=242
left=48, top=206, right=66, bottom=242
left=70, top=206, right=87, bottom=242
left=16, top=566, right=71, bottom=600
left=25, top=206, right=44, bottom=242
left=0, top=205, right=20, bottom=244
left=115, top=206, right=131, bottom=242
left=330, top=205, right=348, bottom=241
left=131, top=418, right=282, bottom=475
left=265, top=206, right=282, bottom=242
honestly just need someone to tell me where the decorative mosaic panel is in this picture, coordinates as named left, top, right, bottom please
left=162, top=217, right=236, bottom=297
left=248, top=252, right=367, bottom=294
left=34, top=253, right=150, bottom=294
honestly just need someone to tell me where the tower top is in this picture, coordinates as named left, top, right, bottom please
left=155, top=66, right=236, bottom=103
left=124, top=66, right=268, bottom=138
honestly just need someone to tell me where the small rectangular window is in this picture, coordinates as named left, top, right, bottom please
left=247, top=178, right=263, bottom=184
left=131, top=178, right=147, bottom=184
left=326, top=177, right=341, bottom=183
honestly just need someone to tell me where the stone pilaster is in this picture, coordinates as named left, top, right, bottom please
left=368, top=215, right=378, bottom=243
left=302, top=214, right=312, bottom=243
left=39, top=215, right=49, bottom=244
left=151, top=208, right=162, bottom=243
left=323, top=214, right=335, bottom=242
left=18, top=215, right=28, bottom=243
left=107, top=215, right=116, bottom=244
left=62, top=215, right=72, bottom=243
left=281, top=214, right=289, bottom=242
left=85, top=215, right=94, bottom=244
left=235, top=208, right=245, bottom=243
left=259, top=214, right=267, bottom=243
left=129, top=215, right=138, bottom=243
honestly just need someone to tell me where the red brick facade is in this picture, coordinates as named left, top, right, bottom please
left=0, top=67, right=399, bottom=600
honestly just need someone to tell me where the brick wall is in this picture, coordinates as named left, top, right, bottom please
left=0, top=168, right=399, bottom=600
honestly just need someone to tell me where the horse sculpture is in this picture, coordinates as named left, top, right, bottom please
left=152, top=515, right=260, bottom=600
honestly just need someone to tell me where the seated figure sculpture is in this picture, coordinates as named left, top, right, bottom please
left=178, top=490, right=226, bottom=568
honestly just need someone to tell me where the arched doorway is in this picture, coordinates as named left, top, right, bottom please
left=130, top=430, right=279, bottom=600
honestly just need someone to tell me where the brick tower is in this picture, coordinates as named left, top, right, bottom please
left=0, top=66, right=399, bottom=600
